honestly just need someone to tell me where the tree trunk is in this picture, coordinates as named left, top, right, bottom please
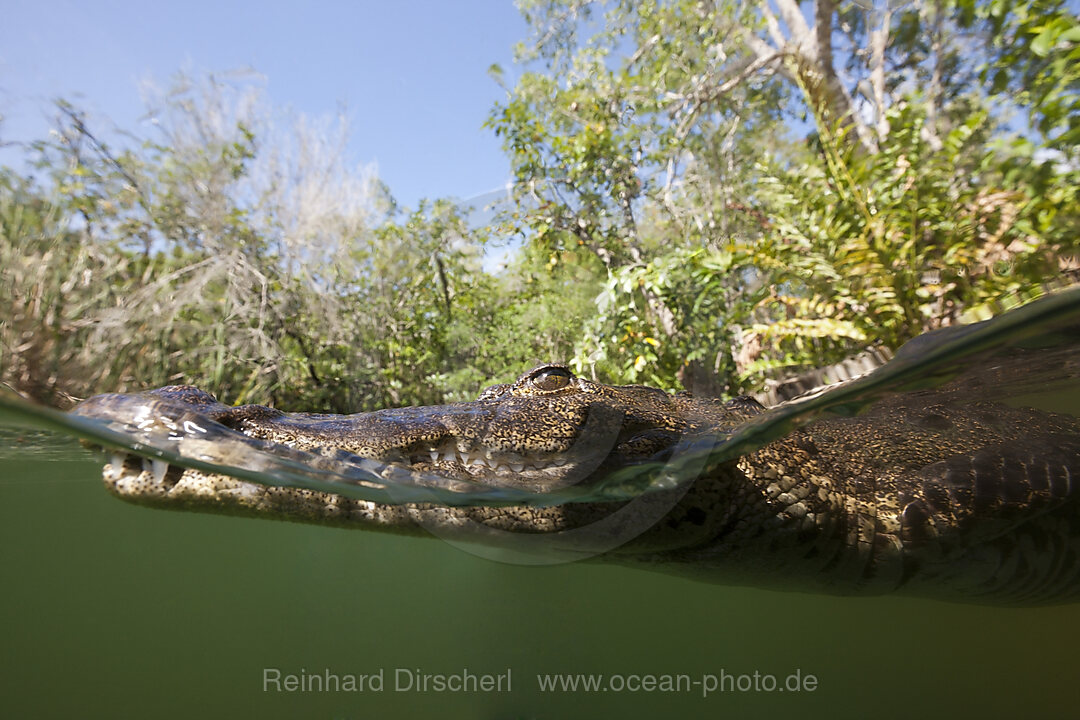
left=746, top=0, right=878, bottom=155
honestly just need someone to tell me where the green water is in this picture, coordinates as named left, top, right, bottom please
left=4, top=448, right=1080, bottom=719
left=4, top=290, right=1080, bottom=718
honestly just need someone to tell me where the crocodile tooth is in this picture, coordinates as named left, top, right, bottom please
left=141, top=458, right=152, bottom=474
left=150, top=459, right=168, bottom=484
left=429, top=450, right=439, bottom=462
left=509, top=461, right=525, bottom=473
left=110, top=453, right=126, bottom=476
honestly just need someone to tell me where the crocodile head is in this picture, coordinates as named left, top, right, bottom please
left=223, top=362, right=760, bottom=492
left=73, top=364, right=766, bottom=553
left=77, top=363, right=760, bottom=487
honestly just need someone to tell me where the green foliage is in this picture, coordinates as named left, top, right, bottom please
left=1, top=79, right=501, bottom=410
left=343, top=199, right=496, bottom=408
left=744, top=100, right=1075, bottom=383
left=574, top=247, right=763, bottom=390
left=959, top=0, right=1080, bottom=149
left=484, top=239, right=607, bottom=380
left=0, top=170, right=131, bottom=405
left=490, top=0, right=1080, bottom=395
left=3, top=2, right=1079, bottom=409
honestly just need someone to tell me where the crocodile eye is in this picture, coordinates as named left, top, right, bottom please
left=530, top=366, right=573, bottom=391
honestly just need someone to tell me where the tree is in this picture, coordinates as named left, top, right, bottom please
left=489, top=0, right=1079, bottom=395
left=3, top=72, right=393, bottom=410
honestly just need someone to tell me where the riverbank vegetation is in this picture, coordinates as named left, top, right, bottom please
left=2, top=1, right=1078, bottom=410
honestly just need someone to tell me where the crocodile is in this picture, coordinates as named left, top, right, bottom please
left=73, top=347, right=1080, bottom=606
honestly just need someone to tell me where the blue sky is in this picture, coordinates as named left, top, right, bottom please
left=0, top=0, right=530, bottom=209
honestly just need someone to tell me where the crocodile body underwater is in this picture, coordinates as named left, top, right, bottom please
left=72, top=293, right=1080, bottom=606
